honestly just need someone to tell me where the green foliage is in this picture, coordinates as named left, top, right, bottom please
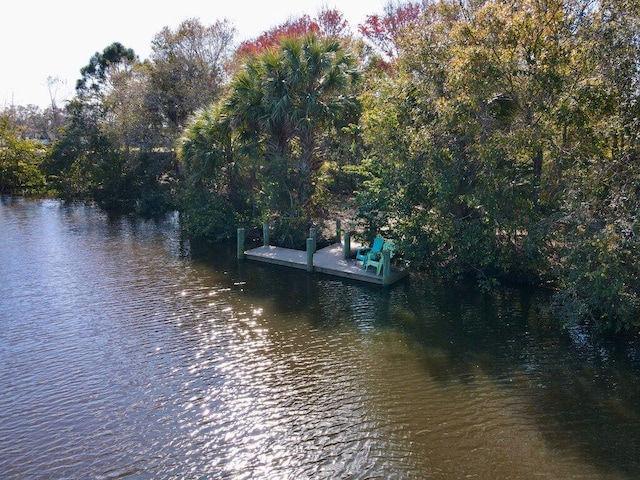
left=76, top=42, right=137, bottom=95
left=354, top=0, right=640, bottom=330
left=45, top=97, right=177, bottom=214
left=177, top=187, right=237, bottom=241
left=134, top=185, right=175, bottom=218
left=178, top=33, right=362, bottom=242
left=224, top=33, right=360, bottom=216
left=552, top=216, right=639, bottom=331
left=148, top=18, right=236, bottom=133
left=270, top=216, right=312, bottom=249
left=45, top=98, right=107, bottom=201
left=0, top=116, right=47, bottom=195
left=44, top=36, right=191, bottom=216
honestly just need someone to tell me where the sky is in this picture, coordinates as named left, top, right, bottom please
left=1, top=1, right=385, bottom=110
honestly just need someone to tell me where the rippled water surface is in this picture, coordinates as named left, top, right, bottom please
left=2, top=197, right=640, bottom=479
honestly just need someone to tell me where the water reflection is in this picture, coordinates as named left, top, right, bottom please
left=228, top=259, right=640, bottom=479
left=1, top=198, right=640, bottom=479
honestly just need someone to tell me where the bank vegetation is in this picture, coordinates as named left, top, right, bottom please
left=1, top=0, right=638, bottom=332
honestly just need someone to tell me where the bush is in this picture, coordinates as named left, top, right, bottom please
left=0, top=118, right=47, bottom=195
left=178, top=187, right=237, bottom=241
left=552, top=217, right=640, bottom=331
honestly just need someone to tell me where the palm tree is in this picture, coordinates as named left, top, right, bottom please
left=226, top=33, right=360, bottom=214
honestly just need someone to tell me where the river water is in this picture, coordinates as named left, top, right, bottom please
left=2, top=197, right=640, bottom=479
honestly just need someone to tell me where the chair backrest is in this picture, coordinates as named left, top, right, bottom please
left=382, top=241, right=395, bottom=258
left=371, top=236, right=384, bottom=253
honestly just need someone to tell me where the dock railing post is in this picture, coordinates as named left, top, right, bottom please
left=262, top=222, right=269, bottom=247
left=237, top=228, right=245, bottom=260
left=309, top=227, right=316, bottom=253
left=343, top=231, right=351, bottom=260
left=382, top=249, right=391, bottom=286
left=306, top=238, right=314, bottom=272
left=336, top=220, right=341, bottom=243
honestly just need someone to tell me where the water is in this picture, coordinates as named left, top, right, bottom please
left=2, top=197, right=640, bottom=479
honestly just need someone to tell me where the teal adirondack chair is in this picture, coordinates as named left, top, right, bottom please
left=365, top=241, right=395, bottom=275
left=356, top=236, right=384, bottom=269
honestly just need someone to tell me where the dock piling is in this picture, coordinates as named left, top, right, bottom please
left=309, top=227, right=317, bottom=253
left=343, top=231, right=351, bottom=260
left=262, top=222, right=269, bottom=247
left=306, top=238, right=314, bottom=272
left=382, top=249, right=391, bottom=286
left=237, top=228, right=245, bottom=260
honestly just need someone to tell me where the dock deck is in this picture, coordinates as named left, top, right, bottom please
left=244, top=242, right=409, bottom=285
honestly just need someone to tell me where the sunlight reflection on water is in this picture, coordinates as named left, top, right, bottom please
left=1, top=198, right=640, bottom=479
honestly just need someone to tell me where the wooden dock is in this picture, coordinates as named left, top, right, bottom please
left=244, top=242, right=409, bottom=286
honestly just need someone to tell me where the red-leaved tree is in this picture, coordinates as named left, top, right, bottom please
left=237, top=8, right=351, bottom=58
left=316, top=7, right=350, bottom=38
left=237, top=16, right=320, bottom=57
left=359, top=1, right=425, bottom=59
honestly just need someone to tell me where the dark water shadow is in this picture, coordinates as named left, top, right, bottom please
left=388, top=276, right=640, bottom=479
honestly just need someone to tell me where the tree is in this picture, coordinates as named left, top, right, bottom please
left=177, top=103, right=243, bottom=240
left=236, top=8, right=353, bottom=59
left=1, top=103, right=61, bottom=143
left=356, top=0, right=640, bottom=330
left=76, top=42, right=137, bottom=100
left=46, top=16, right=237, bottom=216
left=549, top=0, right=640, bottom=330
left=46, top=42, right=141, bottom=209
left=0, top=115, right=47, bottom=195
left=147, top=18, right=236, bottom=135
left=226, top=33, right=360, bottom=215
left=359, top=0, right=425, bottom=59
left=236, top=15, right=320, bottom=58
left=316, top=6, right=351, bottom=38
left=179, top=33, right=361, bottom=243
left=46, top=76, right=68, bottom=135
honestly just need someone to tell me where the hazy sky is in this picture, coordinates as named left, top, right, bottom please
left=1, top=1, right=384, bottom=110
